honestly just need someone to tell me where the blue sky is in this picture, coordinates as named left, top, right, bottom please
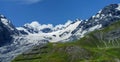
left=0, top=0, right=119, bottom=26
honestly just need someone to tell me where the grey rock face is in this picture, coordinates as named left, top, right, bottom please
left=69, top=4, right=120, bottom=41
left=0, top=14, right=19, bottom=47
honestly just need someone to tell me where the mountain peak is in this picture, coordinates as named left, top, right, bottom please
left=0, top=14, right=5, bottom=18
left=100, top=4, right=120, bottom=15
left=1, top=4, right=120, bottom=62
left=0, top=14, right=19, bottom=47
left=0, top=14, right=15, bottom=31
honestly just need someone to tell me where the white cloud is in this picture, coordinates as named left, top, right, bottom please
left=24, top=20, right=73, bottom=31
left=24, top=21, right=54, bottom=30
left=1, top=0, right=42, bottom=5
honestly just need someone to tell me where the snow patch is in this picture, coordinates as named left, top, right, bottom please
left=54, top=20, right=72, bottom=30
left=1, top=18, right=14, bottom=30
left=116, top=4, right=120, bottom=10
left=49, top=21, right=81, bottom=42
left=96, top=14, right=100, bottom=18
left=88, top=24, right=102, bottom=32
left=98, top=10, right=102, bottom=13
left=92, top=15, right=95, bottom=18
left=1, top=18, right=9, bottom=25
left=17, top=27, right=30, bottom=34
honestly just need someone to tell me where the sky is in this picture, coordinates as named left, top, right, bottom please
left=0, top=0, right=120, bottom=27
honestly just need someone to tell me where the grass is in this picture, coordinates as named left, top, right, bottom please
left=12, top=41, right=120, bottom=62
left=12, top=21, right=120, bottom=62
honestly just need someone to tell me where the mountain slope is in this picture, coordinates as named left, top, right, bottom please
left=0, top=15, right=19, bottom=47
left=12, top=20, right=120, bottom=62
left=16, top=4, right=120, bottom=42
left=0, top=3, right=120, bottom=62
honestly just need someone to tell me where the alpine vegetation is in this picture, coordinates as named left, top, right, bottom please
left=0, top=4, right=120, bottom=62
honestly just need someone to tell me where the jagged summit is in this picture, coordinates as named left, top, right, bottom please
left=85, top=4, right=120, bottom=29
left=0, top=14, right=6, bottom=18
left=0, top=14, right=19, bottom=47
left=91, top=4, right=120, bottom=19
left=0, top=14, right=18, bottom=31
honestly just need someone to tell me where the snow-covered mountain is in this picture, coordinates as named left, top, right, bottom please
left=16, top=4, right=120, bottom=42
left=0, top=4, right=120, bottom=62
left=17, top=19, right=81, bottom=42
left=17, top=20, right=73, bottom=34
left=0, top=15, right=19, bottom=47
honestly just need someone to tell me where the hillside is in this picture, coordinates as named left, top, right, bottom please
left=12, top=20, right=120, bottom=62
left=0, top=4, right=120, bottom=62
